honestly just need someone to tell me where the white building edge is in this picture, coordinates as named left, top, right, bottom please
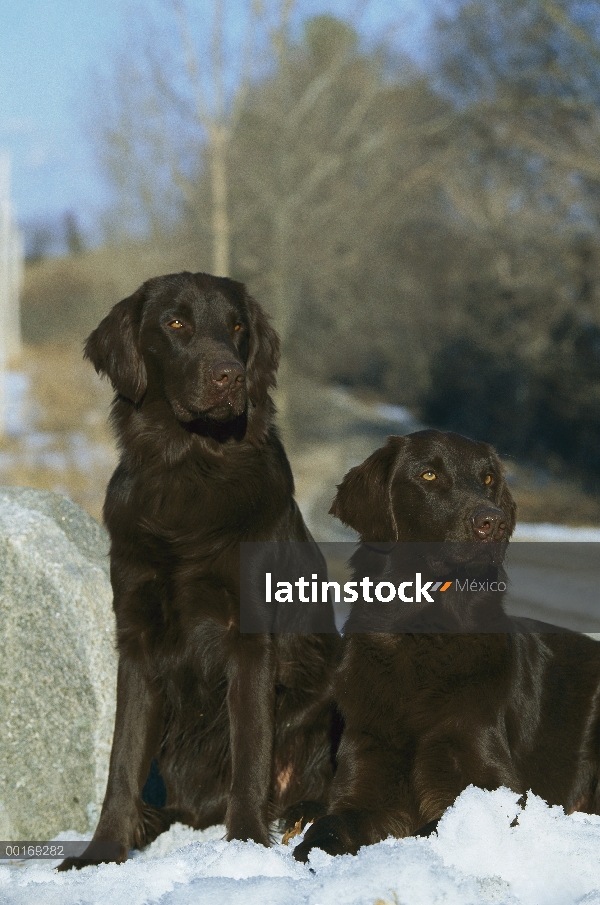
left=0, top=152, right=24, bottom=435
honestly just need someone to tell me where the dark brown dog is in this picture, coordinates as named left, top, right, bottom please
left=295, top=429, right=600, bottom=861
left=58, top=271, right=339, bottom=870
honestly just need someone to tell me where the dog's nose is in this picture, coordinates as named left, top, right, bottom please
left=210, top=361, right=245, bottom=387
left=471, top=508, right=507, bottom=540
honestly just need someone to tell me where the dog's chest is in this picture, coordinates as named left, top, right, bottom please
left=340, top=635, right=509, bottom=733
left=113, top=445, right=289, bottom=540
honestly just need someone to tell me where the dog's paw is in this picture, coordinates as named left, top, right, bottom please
left=56, top=841, right=126, bottom=871
left=293, top=815, right=351, bottom=862
left=278, top=799, right=327, bottom=837
left=226, top=811, right=270, bottom=847
left=56, top=856, right=109, bottom=872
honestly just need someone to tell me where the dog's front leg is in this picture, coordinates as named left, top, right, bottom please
left=293, top=730, right=416, bottom=861
left=57, top=651, right=163, bottom=870
left=225, top=633, right=275, bottom=846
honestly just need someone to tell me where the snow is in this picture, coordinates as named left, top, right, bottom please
left=3, top=787, right=600, bottom=904
left=1, top=372, right=29, bottom=436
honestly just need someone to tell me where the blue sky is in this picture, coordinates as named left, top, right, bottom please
left=0, top=0, right=437, bottom=244
left=0, top=0, right=126, bottom=235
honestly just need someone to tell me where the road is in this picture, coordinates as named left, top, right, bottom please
left=318, top=542, right=600, bottom=635
left=505, top=542, right=600, bottom=633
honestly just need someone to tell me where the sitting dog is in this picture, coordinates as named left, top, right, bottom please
left=295, top=429, right=600, bottom=860
left=58, top=272, right=339, bottom=869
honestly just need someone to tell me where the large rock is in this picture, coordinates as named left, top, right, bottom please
left=0, top=488, right=116, bottom=840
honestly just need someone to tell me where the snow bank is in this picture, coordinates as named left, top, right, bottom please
left=3, top=786, right=600, bottom=904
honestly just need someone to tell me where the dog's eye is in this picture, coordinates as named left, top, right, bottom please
left=168, top=320, right=184, bottom=329
left=484, top=474, right=494, bottom=486
left=421, top=471, right=437, bottom=481
left=233, top=323, right=242, bottom=332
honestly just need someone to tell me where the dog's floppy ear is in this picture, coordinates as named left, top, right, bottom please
left=497, top=465, right=517, bottom=539
left=484, top=446, right=517, bottom=539
left=244, top=292, right=280, bottom=407
left=330, top=438, right=402, bottom=541
left=84, top=284, right=148, bottom=403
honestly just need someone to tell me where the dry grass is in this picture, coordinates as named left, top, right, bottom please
left=0, top=343, right=116, bottom=521
left=505, top=462, right=600, bottom=526
left=21, top=238, right=211, bottom=344
left=20, top=342, right=112, bottom=434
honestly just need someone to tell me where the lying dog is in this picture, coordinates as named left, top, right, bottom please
left=295, top=429, right=600, bottom=861
left=59, top=272, right=339, bottom=869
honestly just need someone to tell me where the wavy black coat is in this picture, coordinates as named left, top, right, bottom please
left=59, top=272, right=339, bottom=869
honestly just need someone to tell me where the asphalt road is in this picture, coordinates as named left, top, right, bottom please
left=505, top=542, right=600, bottom=633
left=319, top=542, right=600, bottom=635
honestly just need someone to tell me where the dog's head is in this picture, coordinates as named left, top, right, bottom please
left=330, top=430, right=516, bottom=550
left=84, top=272, right=280, bottom=423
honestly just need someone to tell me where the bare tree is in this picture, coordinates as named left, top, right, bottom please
left=432, top=0, right=600, bottom=239
left=167, top=0, right=269, bottom=276
left=223, top=14, right=455, bottom=426
left=95, top=0, right=270, bottom=275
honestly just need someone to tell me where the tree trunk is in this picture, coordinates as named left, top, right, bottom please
left=210, top=124, right=230, bottom=277
left=271, top=202, right=296, bottom=444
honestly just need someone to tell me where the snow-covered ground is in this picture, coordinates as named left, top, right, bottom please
left=3, top=786, right=600, bottom=905
left=3, top=520, right=600, bottom=903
